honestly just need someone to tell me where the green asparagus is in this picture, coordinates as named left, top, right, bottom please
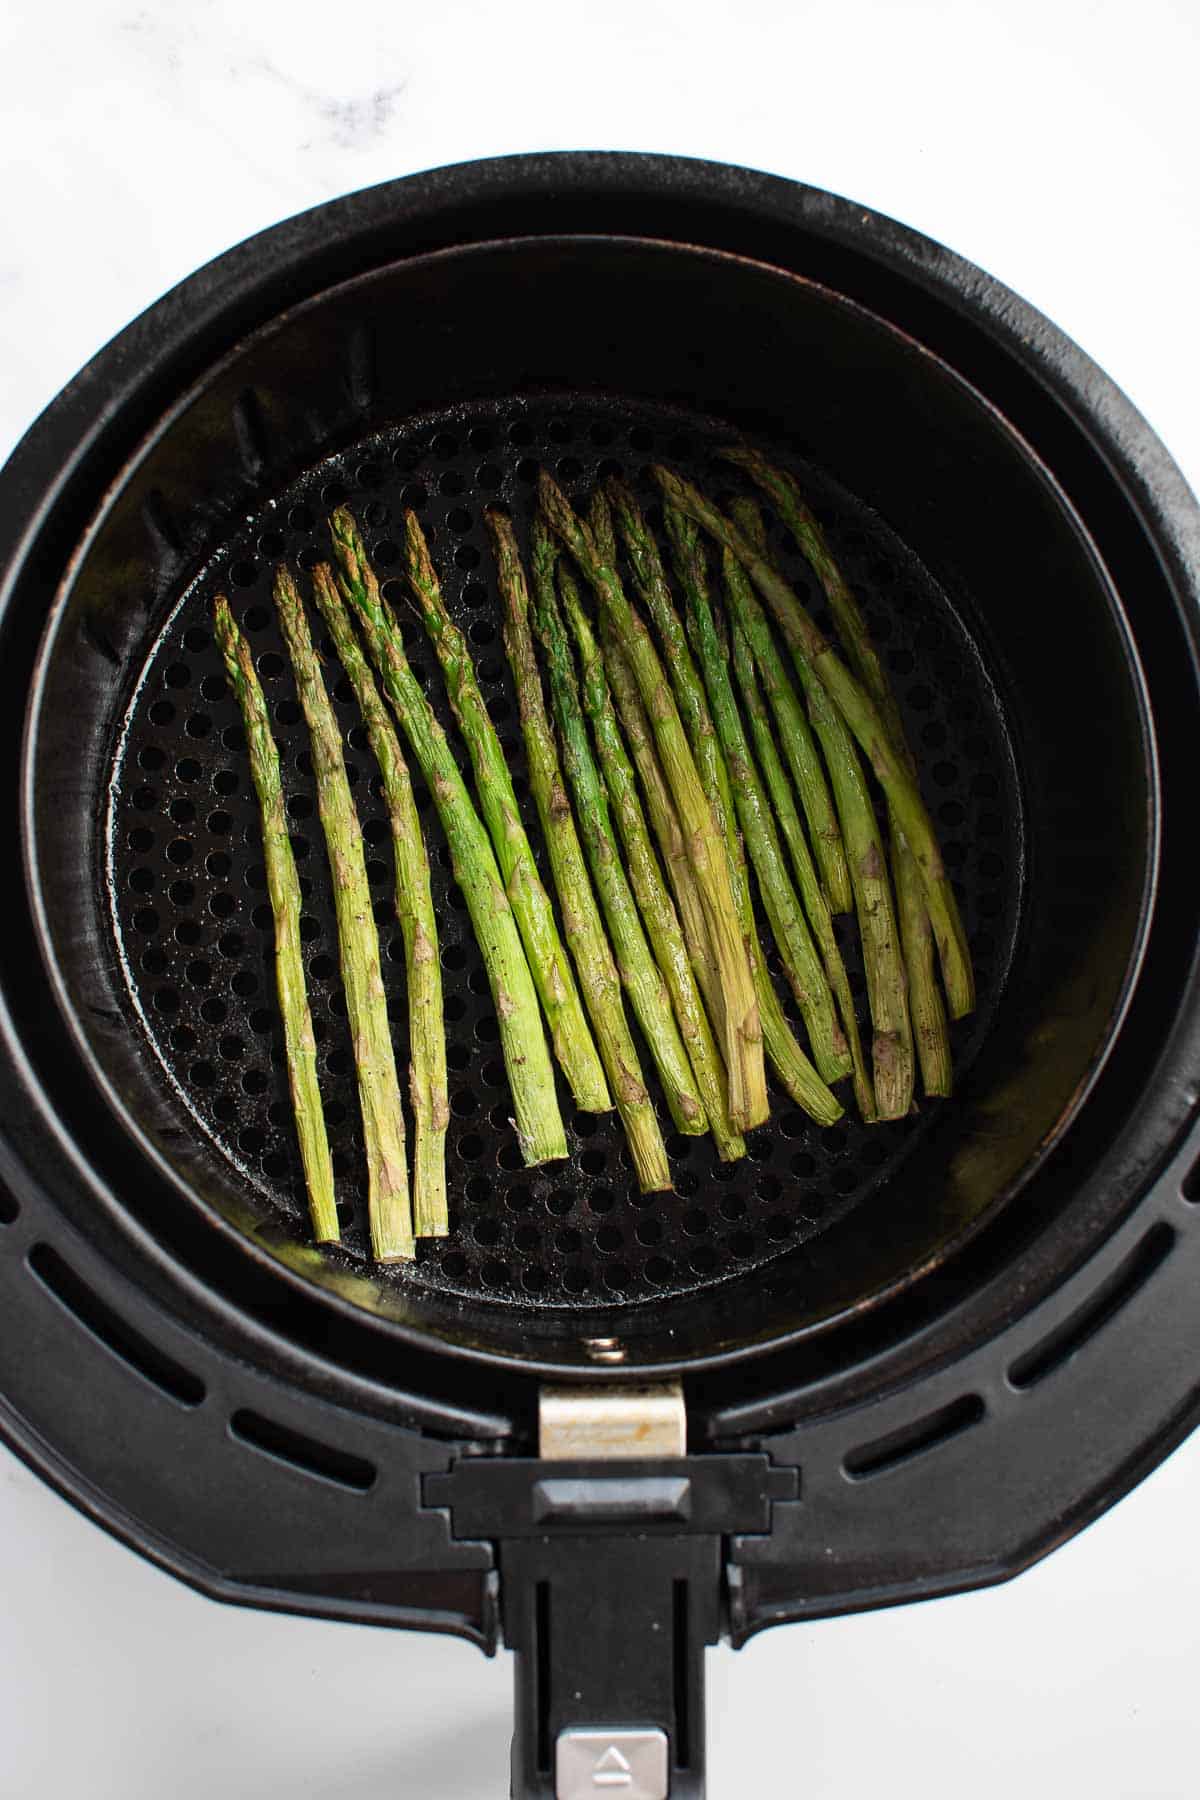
left=401, top=510, right=609, bottom=1115
left=527, top=520, right=706, bottom=1137
left=600, top=624, right=722, bottom=1017
left=723, top=446, right=953, bottom=1096
left=485, top=511, right=670, bottom=1192
left=727, top=580, right=876, bottom=1122
left=731, top=497, right=911, bottom=1119
left=537, top=471, right=767, bottom=1132
left=328, top=508, right=567, bottom=1167
left=213, top=597, right=339, bottom=1246
left=711, top=543, right=850, bottom=920
left=273, top=566, right=413, bottom=1261
left=558, top=560, right=746, bottom=1162
left=582, top=490, right=742, bottom=1143
left=651, top=466, right=974, bottom=1024
left=597, top=482, right=840, bottom=1125
left=311, top=563, right=449, bottom=1236
left=659, top=498, right=851, bottom=1089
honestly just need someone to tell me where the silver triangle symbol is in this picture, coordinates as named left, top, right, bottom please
left=593, top=1743, right=633, bottom=1778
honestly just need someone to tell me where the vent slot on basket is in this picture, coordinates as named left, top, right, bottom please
left=1008, top=1222, right=1176, bottom=1391
left=843, top=1393, right=985, bottom=1481
left=229, top=1407, right=377, bottom=1492
left=0, top=1184, right=18, bottom=1225
left=27, top=1242, right=205, bottom=1406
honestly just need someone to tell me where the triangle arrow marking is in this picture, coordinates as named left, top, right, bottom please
left=592, top=1742, right=634, bottom=1785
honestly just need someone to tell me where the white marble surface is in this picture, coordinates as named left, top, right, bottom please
left=2, top=0, right=1199, bottom=1795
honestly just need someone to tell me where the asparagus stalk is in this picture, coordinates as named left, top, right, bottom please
left=401, top=510, right=609, bottom=1115
left=557, top=560, right=746, bottom=1162
left=213, top=598, right=339, bottom=1246
left=590, top=486, right=737, bottom=1029
left=601, top=625, right=722, bottom=1016
left=310, top=564, right=449, bottom=1236
left=273, top=566, right=413, bottom=1262
left=527, top=521, right=706, bottom=1137
left=651, top=466, right=974, bottom=1023
left=727, top=581, right=875, bottom=1122
left=537, top=470, right=766, bottom=1132
left=723, top=446, right=953, bottom=1096
left=731, top=497, right=911, bottom=1120
left=596, top=487, right=841, bottom=1127
left=328, top=508, right=566, bottom=1167
left=658, top=498, right=851, bottom=1088
left=582, top=488, right=743, bottom=1147
left=890, top=834, right=951, bottom=1093
left=485, top=512, right=670, bottom=1192
left=597, top=481, right=741, bottom=893
left=715, top=559, right=849, bottom=922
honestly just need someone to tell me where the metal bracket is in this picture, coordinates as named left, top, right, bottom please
left=539, top=1381, right=686, bottom=1460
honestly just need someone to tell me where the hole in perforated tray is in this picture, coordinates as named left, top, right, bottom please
left=106, top=394, right=1023, bottom=1310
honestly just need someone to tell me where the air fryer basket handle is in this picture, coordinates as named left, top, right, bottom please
left=505, top=1533, right=719, bottom=1799
left=424, top=1449, right=793, bottom=1795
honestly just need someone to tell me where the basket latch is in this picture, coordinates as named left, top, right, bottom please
left=422, top=1383, right=796, bottom=1798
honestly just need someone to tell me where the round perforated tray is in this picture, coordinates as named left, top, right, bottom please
left=106, top=395, right=1022, bottom=1309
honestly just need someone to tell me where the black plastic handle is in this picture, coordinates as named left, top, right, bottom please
left=505, top=1531, right=718, bottom=1798
left=422, top=1452, right=796, bottom=1796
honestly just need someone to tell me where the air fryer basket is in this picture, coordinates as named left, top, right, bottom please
left=23, top=233, right=1153, bottom=1369
left=3, top=155, right=1200, bottom=1800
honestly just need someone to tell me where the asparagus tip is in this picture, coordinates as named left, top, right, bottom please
left=328, top=503, right=361, bottom=552
left=649, top=463, right=684, bottom=501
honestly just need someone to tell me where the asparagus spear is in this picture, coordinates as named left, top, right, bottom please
left=587, top=492, right=728, bottom=1017
left=485, top=512, right=670, bottom=1192
left=328, top=508, right=567, bottom=1167
left=213, top=598, right=339, bottom=1246
left=595, top=488, right=841, bottom=1127
left=273, top=566, right=413, bottom=1262
left=557, top=559, right=746, bottom=1162
left=715, top=539, right=852, bottom=916
left=601, top=625, right=722, bottom=1016
left=310, top=564, right=449, bottom=1236
left=731, top=497, right=911, bottom=1120
left=527, top=521, right=706, bottom=1137
left=658, top=498, right=851, bottom=1088
left=581, top=489, right=742, bottom=1143
left=652, top=466, right=974, bottom=1023
left=401, top=510, right=609, bottom=1116
left=723, top=446, right=953, bottom=1096
left=714, top=559, right=849, bottom=922
left=537, top=471, right=766, bottom=1132
left=890, top=830, right=951, bottom=1093
left=727, top=582, right=875, bottom=1122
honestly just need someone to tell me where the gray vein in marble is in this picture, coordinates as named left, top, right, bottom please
left=311, top=85, right=405, bottom=151
left=115, top=6, right=406, bottom=154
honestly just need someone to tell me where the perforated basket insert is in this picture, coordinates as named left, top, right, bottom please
left=107, top=395, right=1022, bottom=1310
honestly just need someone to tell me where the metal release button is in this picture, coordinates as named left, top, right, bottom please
left=555, top=1727, right=669, bottom=1799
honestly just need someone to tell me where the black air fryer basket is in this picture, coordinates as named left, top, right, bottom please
left=3, top=154, right=1200, bottom=1799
